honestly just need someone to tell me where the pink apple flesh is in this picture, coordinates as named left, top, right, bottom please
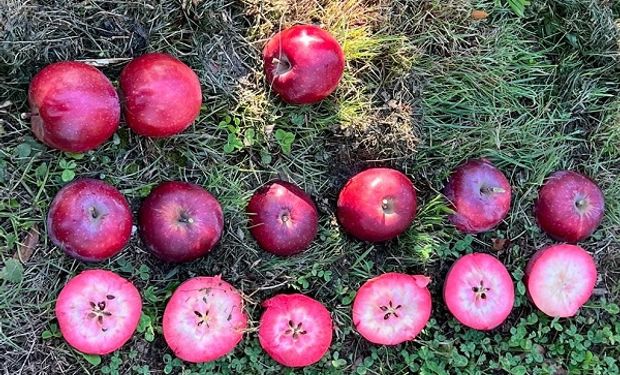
left=443, top=253, right=514, bottom=330
left=525, top=244, right=597, bottom=318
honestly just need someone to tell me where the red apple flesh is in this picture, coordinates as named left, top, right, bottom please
left=119, top=53, right=202, bottom=137
left=337, top=168, right=416, bottom=242
left=29, top=61, right=120, bottom=152
left=263, top=25, right=345, bottom=104
left=525, top=244, right=597, bottom=317
left=247, top=180, right=318, bottom=256
left=48, top=179, right=132, bottom=262
left=444, top=159, right=512, bottom=233
left=138, top=181, right=223, bottom=263
left=535, top=171, right=604, bottom=243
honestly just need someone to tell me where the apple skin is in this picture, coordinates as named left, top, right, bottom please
left=119, top=53, right=202, bottom=137
left=247, top=180, right=318, bottom=256
left=444, top=158, right=512, bottom=233
left=48, top=179, right=132, bottom=262
left=337, top=168, right=416, bottom=242
left=138, top=181, right=223, bottom=263
left=29, top=61, right=120, bottom=152
left=263, top=25, right=345, bottom=104
left=535, top=170, right=604, bottom=243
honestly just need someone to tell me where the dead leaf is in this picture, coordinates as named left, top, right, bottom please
left=491, top=238, right=509, bottom=251
left=15, top=225, right=39, bottom=263
left=471, top=10, right=489, bottom=20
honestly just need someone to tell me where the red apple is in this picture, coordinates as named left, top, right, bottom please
left=352, top=273, right=432, bottom=345
left=55, top=269, right=142, bottom=355
left=258, top=294, right=332, bottom=367
left=337, top=168, right=416, bottom=242
left=247, top=180, right=318, bottom=256
left=48, top=179, right=132, bottom=262
left=138, top=181, right=223, bottom=263
left=163, top=276, right=248, bottom=363
left=263, top=25, right=345, bottom=104
left=29, top=61, right=120, bottom=152
left=443, top=253, right=514, bottom=330
left=525, top=244, right=597, bottom=317
left=444, top=159, right=511, bottom=233
left=119, top=53, right=202, bottom=137
left=535, top=171, right=604, bottom=242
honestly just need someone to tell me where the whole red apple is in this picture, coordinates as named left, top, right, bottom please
left=29, top=61, right=120, bottom=152
left=48, top=179, right=132, bottom=262
left=119, top=53, right=202, bottom=137
left=444, top=159, right=512, bottom=233
left=263, top=25, right=345, bottom=104
left=138, top=181, right=223, bottom=262
left=535, top=170, right=604, bottom=243
left=247, top=180, right=318, bottom=256
left=337, top=168, right=416, bottom=242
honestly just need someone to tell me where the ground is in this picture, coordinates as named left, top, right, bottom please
left=1, top=0, right=619, bottom=374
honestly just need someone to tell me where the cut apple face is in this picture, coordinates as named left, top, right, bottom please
left=163, top=276, right=247, bottom=363
left=55, top=270, right=142, bottom=355
left=352, top=273, right=432, bottom=345
left=526, top=244, right=597, bottom=318
left=258, top=294, right=332, bottom=367
left=443, top=253, right=514, bottom=330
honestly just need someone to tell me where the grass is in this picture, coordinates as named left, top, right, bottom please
left=1, top=0, right=619, bottom=374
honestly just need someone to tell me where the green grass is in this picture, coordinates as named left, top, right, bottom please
left=1, top=0, right=619, bottom=374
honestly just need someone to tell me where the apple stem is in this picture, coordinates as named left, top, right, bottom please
left=480, top=186, right=506, bottom=195
left=381, top=199, right=389, bottom=210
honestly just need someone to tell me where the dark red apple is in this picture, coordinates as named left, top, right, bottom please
left=119, top=53, right=202, bottom=137
left=29, top=61, right=120, bottom=152
left=247, top=180, right=318, bottom=256
left=138, top=181, right=223, bottom=262
left=535, top=171, right=604, bottom=242
left=263, top=25, right=345, bottom=104
left=48, top=179, right=132, bottom=262
left=444, top=159, right=512, bottom=233
left=337, top=168, right=416, bottom=242
left=525, top=244, right=597, bottom=317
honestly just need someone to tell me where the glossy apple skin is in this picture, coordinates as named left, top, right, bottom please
left=444, top=159, right=512, bottom=233
left=263, top=25, right=345, bottom=104
left=48, top=179, right=132, bottom=262
left=247, top=180, right=318, bottom=256
left=138, top=181, right=223, bottom=263
left=29, top=61, right=120, bottom=152
left=119, top=53, right=202, bottom=137
left=535, top=171, right=604, bottom=243
left=337, top=168, right=416, bottom=242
